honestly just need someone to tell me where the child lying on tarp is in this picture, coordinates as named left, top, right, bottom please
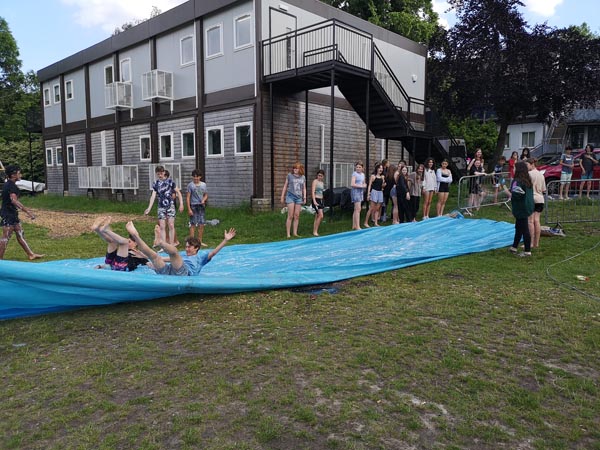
left=92, top=216, right=148, bottom=271
left=126, top=220, right=236, bottom=276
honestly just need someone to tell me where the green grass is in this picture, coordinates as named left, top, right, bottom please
left=1, top=193, right=599, bottom=449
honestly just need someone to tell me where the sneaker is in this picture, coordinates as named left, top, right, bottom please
left=509, top=247, right=518, bottom=254
left=517, top=252, right=532, bottom=257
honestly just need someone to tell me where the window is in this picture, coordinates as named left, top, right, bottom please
left=234, top=14, right=252, bottom=50
left=206, top=24, right=223, bottom=58
left=180, top=35, right=194, bottom=66
left=67, top=145, right=76, bottom=165
left=521, top=131, right=535, bottom=148
left=56, top=146, right=63, bottom=166
left=53, top=84, right=61, bottom=103
left=104, top=65, right=114, bottom=85
left=46, top=148, right=53, bottom=166
left=206, top=126, right=224, bottom=157
left=159, top=133, right=173, bottom=160
left=44, top=89, right=51, bottom=107
left=140, top=135, right=151, bottom=161
left=588, top=126, right=600, bottom=147
left=504, top=133, right=510, bottom=148
left=65, top=80, right=73, bottom=101
left=120, top=58, right=131, bottom=82
left=234, top=122, right=252, bottom=155
left=181, top=130, right=195, bottom=158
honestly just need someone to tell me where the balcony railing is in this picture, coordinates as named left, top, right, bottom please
left=142, top=70, right=173, bottom=102
left=78, top=165, right=138, bottom=191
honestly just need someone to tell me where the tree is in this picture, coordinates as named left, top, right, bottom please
left=113, top=6, right=162, bottom=35
left=427, top=0, right=600, bottom=168
left=320, top=0, right=440, bottom=45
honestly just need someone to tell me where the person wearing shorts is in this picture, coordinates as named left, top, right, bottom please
left=145, top=166, right=182, bottom=245
left=350, top=161, right=367, bottom=230
left=527, top=159, right=546, bottom=249
left=92, top=216, right=148, bottom=271
left=578, top=144, right=598, bottom=199
left=280, top=162, right=306, bottom=238
left=558, top=146, right=574, bottom=200
left=186, top=169, right=208, bottom=245
left=311, top=169, right=325, bottom=236
left=126, top=221, right=236, bottom=277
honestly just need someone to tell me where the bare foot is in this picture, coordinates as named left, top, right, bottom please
left=125, top=221, right=138, bottom=237
left=313, top=233, right=319, bottom=237
left=29, top=253, right=45, bottom=260
left=363, top=223, right=370, bottom=228
left=99, top=216, right=112, bottom=232
left=200, top=242, right=208, bottom=247
left=152, top=225, right=163, bottom=248
left=293, top=234, right=300, bottom=237
left=91, top=216, right=105, bottom=231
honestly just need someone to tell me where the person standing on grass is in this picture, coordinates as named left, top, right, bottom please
left=578, top=144, right=598, bottom=199
left=509, top=161, right=534, bottom=257
left=126, top=221, right=236, bottom=277
left=186, top=169, right=208, bottom=246
left=436, top=159, right=453, bottom=216
left=527, top=158, right=546, bottom=249
left=422, top=158, right=437, bottom=219
left=508, top=150, right=518, bottom=180
left=380, top=159, right=392, bottom=222
left=396, top=165, right=412, bottom=223
left=558, top=146, right=574, bottom=200
left=144, top=166, right=182, bottom=246
left=408, top=163, right=424, bottom=221
left=520, top=147, right=531, bottom=160
left=350, top=161, right=367, bottom=230
left=91, top=216, right=148, bottom=271
left=0, top=165, right=44, bottom=261
left=280, top=162, right=306, bottom=238
left=364, top=163, right=386, bottom=227
left=311, top=169, right=325, bottom=236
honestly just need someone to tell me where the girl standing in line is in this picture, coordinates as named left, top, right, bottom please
left=408, top=163, right=424, bottom=221
left=422, top=158, right=437, bottom=219
left=467, top=148, right=485, bottom=173
left=520, top=147, right=531, bottom=160
left=280, top=162, right=306, bottom=238
left=396, top=165, right=412, bottom=223
left=385, top=164, right=398, bottom=224
left=436, top=159, right=453, bottom=216
left=509, top=161, right=534, bottom=257
left=508, top=151, right=518, bottom=180
left=364, top=163, right=386, bottom=227
left=350, top=161, right=367, bottom=230
left=311, top=169, right=325, bottom=236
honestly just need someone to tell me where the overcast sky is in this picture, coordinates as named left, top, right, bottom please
left=2, top=0, right=598, bottom=73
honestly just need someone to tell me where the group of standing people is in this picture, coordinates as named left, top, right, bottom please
left=280, top=158, right=455, bottom=237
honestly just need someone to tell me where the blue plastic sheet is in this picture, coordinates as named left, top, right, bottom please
left=0, top=217, right=514, bottom=319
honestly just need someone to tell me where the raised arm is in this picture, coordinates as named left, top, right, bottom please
left=144, top=191, right=157, bottom=215
left=208, top=228, right=236, bottom=261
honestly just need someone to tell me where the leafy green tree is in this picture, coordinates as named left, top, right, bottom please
left=321, top=0, right=440, bottom=45
left=427, top=0, right=600, bottom=167
left=448, top=118, right=498, bottom=161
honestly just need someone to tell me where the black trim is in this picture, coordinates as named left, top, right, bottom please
left=204, top=84, right=255, bottom=108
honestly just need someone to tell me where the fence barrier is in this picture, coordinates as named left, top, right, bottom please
left=457, top=172, right=511, bottom=214
left=544, top=179, right=600, bottom=225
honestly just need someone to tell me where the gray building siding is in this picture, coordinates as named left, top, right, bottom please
left=64, top=69, right=87, bottom=123
left=203, top=1, right=256, bottom=94
left=44, top=138, right=64, bottom=193
left=65, top=134, right=88, bottom=196
left=204, top=106, right=254, bottom=206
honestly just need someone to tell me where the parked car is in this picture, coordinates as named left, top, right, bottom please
left=535, top=152, right=561, bottom=166
left=538, top=148, right=600, bottom=196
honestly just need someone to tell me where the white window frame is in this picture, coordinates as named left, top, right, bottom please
left=205, top=23, right=224, bottom=59
left=65, top=80, right=73, bottom=101
left=43, top=88, right=51, bottom=107
left=66, top=145, right=76, bottom=165
left=159, top=132, right=174, bottom=161
left=120, top=58, right=132, bottom=82
left=53, top=84, right=61, bottom=104
left=180, top=35, right=195, bottom=66
left=505, top=133, right=510, bottom=149
left=521, top=131, right=535, bottom=148
left=104, top=65, right=114, bottom=85
left=234, top=13, right=253, bottom=50
left=234, top=121, right=253, bottom=155
left=46, top=148, right=53, bottom=166
left=56, top=146, right=63, bottom=166
left=140, top=135, right=151, bottom=161
left=205, top=126, right=224, bottom=158
left=181, top=129, right=196, bottom=159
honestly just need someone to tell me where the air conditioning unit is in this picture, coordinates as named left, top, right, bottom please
left=142, top=70, right=173, bottom=102
left=105, top=82, right=133, bottom=109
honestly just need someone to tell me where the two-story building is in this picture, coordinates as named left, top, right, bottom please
left=39, top=0, right=442, bottom=207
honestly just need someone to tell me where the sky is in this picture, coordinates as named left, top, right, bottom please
left=2, top=0, right=600, bottom=74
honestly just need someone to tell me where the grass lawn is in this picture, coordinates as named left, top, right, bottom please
left=1, top=194, right=599, bottom=449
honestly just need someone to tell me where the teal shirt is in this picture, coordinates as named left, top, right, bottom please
left=510, top=180, right=534, bottom=219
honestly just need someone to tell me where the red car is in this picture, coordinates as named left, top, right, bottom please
left=538, top=148, right=600, bottom=196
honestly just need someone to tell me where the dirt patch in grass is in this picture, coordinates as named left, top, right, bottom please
left=23, top=209, right=154, bottom=238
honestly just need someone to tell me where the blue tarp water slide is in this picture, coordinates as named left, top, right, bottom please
left=0, top=217, right=514, bottom=320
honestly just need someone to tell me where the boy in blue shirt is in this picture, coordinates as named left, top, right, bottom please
left=126, top=221, right=235, bottom=277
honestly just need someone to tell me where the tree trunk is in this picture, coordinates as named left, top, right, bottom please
left=493, top=120, right=509, bottom=171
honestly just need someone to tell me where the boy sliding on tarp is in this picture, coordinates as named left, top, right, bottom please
left=126, top=221, right=235, bottom=277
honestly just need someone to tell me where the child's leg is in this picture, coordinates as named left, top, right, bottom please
left=285, top=203, right=294, bottom=237
left=189, top=224, right=196, bottom=238
left=98, top=217, right=129, bottom=257
left=198, top=224, right=205, bottom=244
left=292, top=203, right=301, bottom=236
left=0, top=226, right=13, bottom=260
left=166, top=217, right=176, bottom=245
left=13, top=223, right=43, bottom=260
left=126, top=222, right=165, bottom=270
left=154, top=226, right=184, bottom=270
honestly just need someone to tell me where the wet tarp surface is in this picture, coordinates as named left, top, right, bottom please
left=0, top=217, right=514, bottom=319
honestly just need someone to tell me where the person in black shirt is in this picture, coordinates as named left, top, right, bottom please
left=0, top=165, right=44, bottom=260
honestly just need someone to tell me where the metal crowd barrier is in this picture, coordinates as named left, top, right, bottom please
left=457, top=172, right=511, bottom=215
left=544, top=179, right=600, bottom=225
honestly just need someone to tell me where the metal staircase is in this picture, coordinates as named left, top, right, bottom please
left=261, top=19, right=450, bottom=164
